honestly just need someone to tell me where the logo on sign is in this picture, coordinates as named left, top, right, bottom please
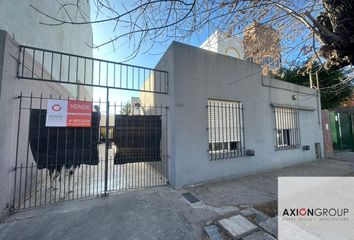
left=52, top=104, right=62, bottom=112
left=46, top=99, right=92, bottom=127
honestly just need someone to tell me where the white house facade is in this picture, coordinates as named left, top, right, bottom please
left=141, top=42, right=324, bottom=188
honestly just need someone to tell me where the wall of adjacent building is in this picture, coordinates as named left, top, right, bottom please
left=321, top=110, right=334, bottom=157
left=0, top=0, right=93, bottom=217
left=155, top=42, right=323, bottom=189
left=0, top=0, right=93, bottom=98
left=200, top=31, right=245, bottom=60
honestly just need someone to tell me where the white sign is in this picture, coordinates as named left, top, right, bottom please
left=46, top=99, right=68, bottom=127
left=278, top=177, right=354, bottom=240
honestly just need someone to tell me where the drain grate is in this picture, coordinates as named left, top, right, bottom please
left=182, top=192, right=200, bottom=203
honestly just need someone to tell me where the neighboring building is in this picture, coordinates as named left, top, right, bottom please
left=0, top=0, right=93, bottom=98
left=131, top=97, right=144, bottom=115
left=200, top=31, right=244, bottom=59
left=243, top=22, right=281, bottom=75
left=141, top=42, right=323, bottom=188
left=0, top=0, right=93, bottom=216
left=201, top=24, right=281, bottom=76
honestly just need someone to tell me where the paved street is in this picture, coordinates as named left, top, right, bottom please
left=1, top=155, right=354, bottom=240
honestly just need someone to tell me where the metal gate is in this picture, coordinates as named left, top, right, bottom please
left=11, top=45, right=169, bottom=211
left=330, top=112, right=354, bottom=151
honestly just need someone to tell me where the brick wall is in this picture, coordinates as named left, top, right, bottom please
left=321, top=110, right=333, bottom=158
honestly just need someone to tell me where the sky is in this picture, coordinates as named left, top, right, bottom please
left=89, top=0, right=210, bottom=104
left=88, top=0, right=315, bottom=104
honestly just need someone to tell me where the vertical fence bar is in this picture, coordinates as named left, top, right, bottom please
left=296, top=109, right=300, bottom=147
left=281, top=108, right=285, bottom=150
left=72, top=109, right=77, bottom=200
left=50, top=53, right=54, bottom=80
left=29, top=163, right=33, bottom=207
left=12, top=93, right=23, bottom=210
left=104, top=88, right=109, bottom=195
left=45, top=95, right=52, bottom=204
left=126, top=65, right=128, bottom=89
left=21, top=47, right=25, bottom=78
left=23, top=93, right=33, bottom=208
left=231, top=102, right=235, bottom=157
left=55, top=118, right=60, bottom=203
left=106, top=62, right=109, bottom=87
left=41, top=51, right=45, bottom=79
left=120, top=65, right=122, bottom=88
left=113, top=64, right=116, bottom=88
left=132, top=66, right=134, bottom=90
left=274, top=108, right=278, bottom=150
left=18, top=164, right=23, bottom=209
left=35, top=95, right=43, bottom=206
left=165, top=106, right=168, bottom=185
left=76, top=57, right=79, bottom=84
left=68, top=56, right=71, bottom=83
left=241, top=103, right=245, bottom=155
left=59, top=54, right=62, bottom=82
left=91, top=60, right=94, bottom=85
left=213, top=102, right=217, bottom=160
left=285, top=108, right=289, bottom=148
left=31, top=49, right=35, bottom=78
left=83, top=59, right=87, bottom=85
left=237, top=103, right=241, bottom=157
left=207, top=102, right=211, bottom=160
left=228, top=102, right=232, bottom=158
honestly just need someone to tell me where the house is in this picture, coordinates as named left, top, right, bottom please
left=141, top=42, right=324, bottom=188
left=0, top=3, right=324, bottom=213
left=201, top=23, right=282, bottom=76
left=200, top=30, right=245, bottom=60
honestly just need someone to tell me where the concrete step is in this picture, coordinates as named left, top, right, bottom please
left=240, top=208, right=270, bottom=224
left=204, top=225, right=224, bottom=240
left=218, top=214, right=258, bottom=239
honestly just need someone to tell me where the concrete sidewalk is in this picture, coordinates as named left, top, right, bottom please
left=0, top=187, right=239, bottom=240
left=1, top=158, right=354, bottom=240
left=187, top=158, right=354, bottom=208
left=329, top=151, right=354, bottom=162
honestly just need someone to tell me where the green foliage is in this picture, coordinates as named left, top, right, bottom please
left=120, top=102, right=132, bottom=115
left=279, top=65, right=353, bottom=109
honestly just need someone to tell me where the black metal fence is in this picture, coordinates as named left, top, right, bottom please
left=207, top=99, right=245, bottom=160
left=11, top=94, right=168, bottom=211
left=274, top=107, right=301, bottom=151
left=18, top=45, right=168, bottom=94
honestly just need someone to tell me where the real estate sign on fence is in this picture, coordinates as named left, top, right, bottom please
left=46, top=99, right=92, bottom=127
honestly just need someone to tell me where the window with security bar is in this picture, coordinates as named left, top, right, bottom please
left=208, top=99, right=245, bottom=160
left=274, top=107, right=301, bottom=150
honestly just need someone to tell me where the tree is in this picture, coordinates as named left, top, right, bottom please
left=31, top=0, right=354, bottom=72
left=280, top=64, right=353, bottom=109
left=120, top=102, right=132, bottom=115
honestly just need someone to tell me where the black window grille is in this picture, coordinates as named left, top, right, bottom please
left=274, top=107, right=301, bottom=150
left=207, top=99, right=245, bottom=160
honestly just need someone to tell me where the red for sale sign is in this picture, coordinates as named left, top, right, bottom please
left=67, top=100, right=92, bottom=127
